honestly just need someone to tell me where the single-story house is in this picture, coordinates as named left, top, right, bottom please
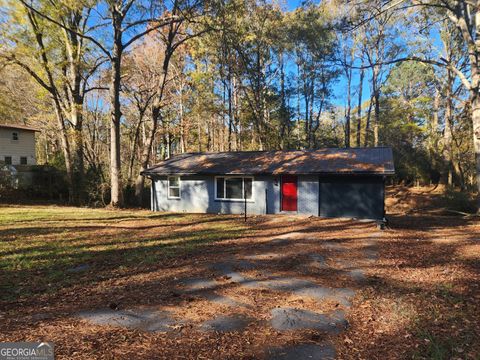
left=141, top=147, right=395, bottom=221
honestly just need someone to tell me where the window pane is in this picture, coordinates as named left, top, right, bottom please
left=244, top=178, right=253, bottom=199
left=169, top=177, right=179, bottom=187
left=169, top=187, right=180, bottom=198
left=226, top=177, right=243, bottom=199
left=20, top=157, right=27, bottom=165
left=4, top=157, right=11, bottom=165
left=216, top=177, right=225, bottom=198
left=12, top=132, right=18, bottom=140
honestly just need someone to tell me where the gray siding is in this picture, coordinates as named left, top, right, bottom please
left=297, top=175, right=319, bottom=215
left=152, top=175, right=320, bottom=216
left=153, top=175, right=273, bottom=215
left=151, top=174, right=385, bottom=219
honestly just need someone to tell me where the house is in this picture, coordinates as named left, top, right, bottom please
left=0, top=123, right=40, bottom=165
left=141, top=147, right=395, bottom=221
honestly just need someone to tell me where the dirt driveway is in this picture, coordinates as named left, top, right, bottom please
left=1, top=207, right=479, bottom=359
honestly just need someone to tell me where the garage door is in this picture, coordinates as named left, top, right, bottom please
left=319, top=177, right=384, bottom=220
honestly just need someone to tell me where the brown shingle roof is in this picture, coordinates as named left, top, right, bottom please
left=142, top=148, right=395, bottom=176
left=0, top=123, right=41, bottom=132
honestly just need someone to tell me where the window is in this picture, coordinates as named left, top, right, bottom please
left=20, top=157, right=27, bottom=165
left=12, top=132, right=18, bottom=141
left=4, top=156, right=12, bottom=165
left=216, top=177, right=253, bottom=200
left=168, top=176, right=181, bottom=199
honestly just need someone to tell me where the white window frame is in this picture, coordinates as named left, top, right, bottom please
left=215, top=176, right=254, bottom=202
left=167, top=176, right=181, bottom=199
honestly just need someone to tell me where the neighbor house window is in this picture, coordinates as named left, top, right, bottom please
left=168, top=176, right=181, bottom=199
left=12, top=132, right=18, bottom=141
left=215, top=176, right=253, bottom=200
left=20, top=157, right=27, bottom=165
left=4, top=156, right=12, bottom=165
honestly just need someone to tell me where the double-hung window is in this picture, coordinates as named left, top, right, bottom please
left=168, top=176, right=181, bottom=199
left=215, top=176, right=253, bottom=201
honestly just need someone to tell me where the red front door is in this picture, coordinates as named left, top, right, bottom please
left=281, top=175, right=298, bottom=211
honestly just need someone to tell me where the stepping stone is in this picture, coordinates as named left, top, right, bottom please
left=199, top=315, right=251, bottom=332
left=294, top=286, right=355, bottom=307
left=348, top=269, right=366, bottom=282
left=210, top=262, right=246, bottom=283
left=181, top=278, right=219, bottom=292
left=77, top=309, right=176, bottom=332
left=266, top=343, right=336, bottom=360
left=202, top=293, right=250, bottom=308
left=241, top=275, right=355, bottom=307
left=270, top=308, right=347, bottom=333
left=243, top=277, right=313, bottom=292
left=67, top=264, right=90, bottom=273
left=270, top=238, right=292, bottom=246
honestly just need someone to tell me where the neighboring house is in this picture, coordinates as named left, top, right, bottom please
left=0, top=123, right=40, bottom=165
left=142, top=147, right=395, bottom=221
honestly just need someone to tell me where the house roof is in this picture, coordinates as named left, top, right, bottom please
left=142, top=147, right=395, bottom=176
left=0, top=123, right=41, bottom=132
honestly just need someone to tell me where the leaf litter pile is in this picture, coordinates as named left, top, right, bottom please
left=0, top=197, right=479, bottom=359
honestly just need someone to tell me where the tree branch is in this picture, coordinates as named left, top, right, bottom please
left=18, top=0, right=112, bottom=59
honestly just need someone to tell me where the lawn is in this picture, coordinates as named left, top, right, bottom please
left=0, top=206, right=249, bottom=303
left=0, top=201, right=479, bottom=359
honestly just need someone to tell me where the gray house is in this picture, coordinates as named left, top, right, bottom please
left=142, top=147, right=395, bottom=221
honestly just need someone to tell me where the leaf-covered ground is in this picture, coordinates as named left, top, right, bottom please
left=0, top=199, right=479, bottom=359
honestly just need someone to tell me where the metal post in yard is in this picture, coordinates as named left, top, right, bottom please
left=265, top=188, right=268, bottom=214
left=244, top=183, right=247, bottom=222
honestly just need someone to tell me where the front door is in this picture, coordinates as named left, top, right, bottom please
left=281, top=175, right=298, bottom=211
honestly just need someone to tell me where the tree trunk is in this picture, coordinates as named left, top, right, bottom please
left=179, top=86, right=185, bottom=153
left=53, top=100, right=74, bottom=203
left=472, top=93, right=480, bottom=211
left=127, top=112, right=144, bottom=183
left=444, top=69, right=454, bottom=187
left=109, top=35, right=123, bottom=207
left=356, top=64, right=364, bottom=147
left=345, top=67, right=352, bottom=148
left=364, top=95, right=374, bottom=147
left=373, top=91, right=380, bottom=147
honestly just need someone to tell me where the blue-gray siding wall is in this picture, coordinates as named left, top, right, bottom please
left=151, top=174, right=385, bottom=219
left=152, top=175, right=319, bottom=216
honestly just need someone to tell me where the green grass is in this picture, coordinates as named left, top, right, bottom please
left=0, top=205, right=249, bottom=302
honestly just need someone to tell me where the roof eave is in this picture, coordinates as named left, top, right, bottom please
left=142, top=170, right=396, bottom=177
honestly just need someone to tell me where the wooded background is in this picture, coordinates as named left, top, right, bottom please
left=0, top=0, right=478, bottom=209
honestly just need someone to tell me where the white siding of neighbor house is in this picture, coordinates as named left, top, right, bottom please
left=151, top=175, right=320, bottom=216
left=0, top=128, right=36, bottom=165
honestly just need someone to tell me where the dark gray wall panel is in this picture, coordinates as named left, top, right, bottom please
left=319, top=177, right=384, bottom=220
